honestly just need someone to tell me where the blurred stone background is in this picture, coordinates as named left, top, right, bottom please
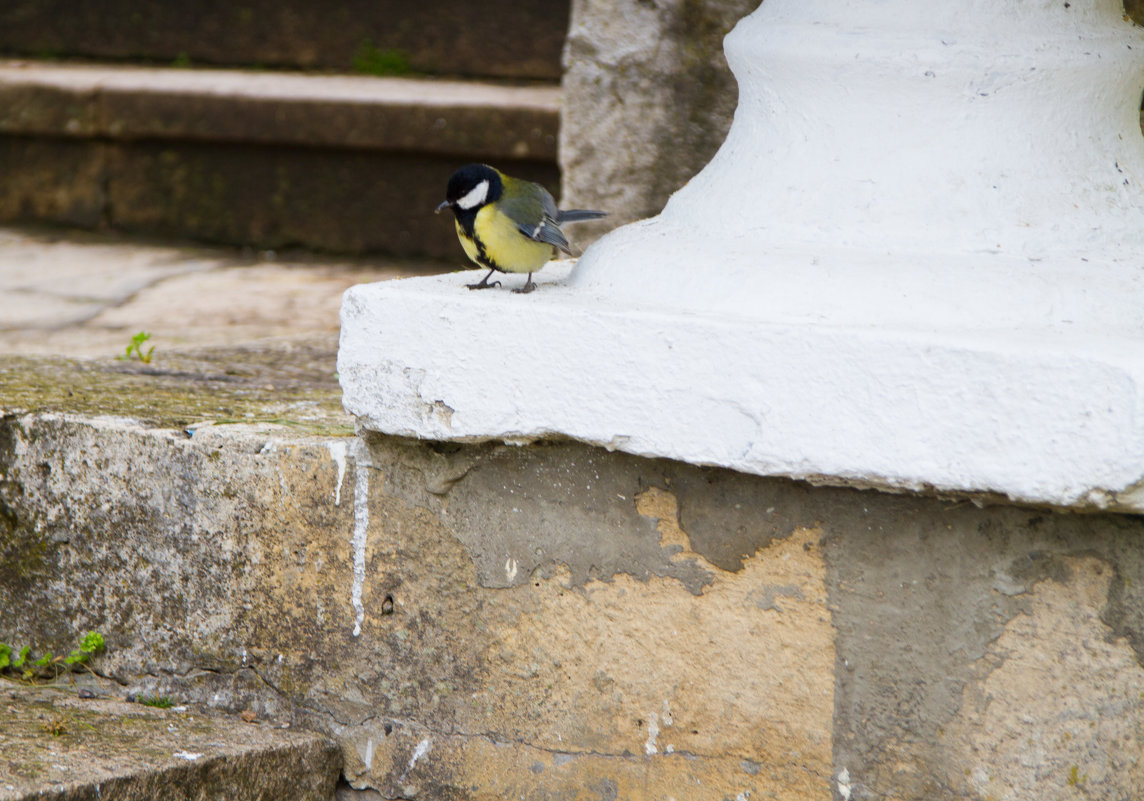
left=0, top=0, right=761, bottom=259
left=2, top=0, right=1143, bottom=257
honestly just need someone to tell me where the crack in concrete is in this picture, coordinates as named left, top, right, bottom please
left=88, top=665, right=129, bottom=687
left=246, top=664, right=286, bottom=697
left=46, top=262, right=225, bottom=332
left=239, top=666, right=360, bottom=730
left=420, top=456, right=482, bottom=497
left=351, top=714, right=779, bottom=766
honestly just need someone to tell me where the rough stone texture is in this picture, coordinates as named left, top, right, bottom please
left=4, top=360, right=1144, bottom=798
left=1, top=687, right=340, bottom=801
left=0, top=0, right=569, bottom=81
left=558, top=0, right=758, bottom=242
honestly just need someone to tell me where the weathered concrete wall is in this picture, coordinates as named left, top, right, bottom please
left=2, top=382, right=1143, bottom=798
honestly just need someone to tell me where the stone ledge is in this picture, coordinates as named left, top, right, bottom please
left=0, top=340, right=349, bottom=434
left=1, top=685, right=340, bottom=801
left=0, top=61, right=559, bottom=161
left=337, top=266, right=1144, bottom=513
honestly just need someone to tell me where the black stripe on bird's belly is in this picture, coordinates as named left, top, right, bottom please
left=469, top=232, right=504, bottom=273
left=456, top=209, right=503, bottom=272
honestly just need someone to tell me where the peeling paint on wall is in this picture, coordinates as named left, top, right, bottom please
left=943, top=555, right=1144, bottom=798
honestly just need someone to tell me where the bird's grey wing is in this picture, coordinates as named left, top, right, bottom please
left=499, top=185, right=573, bottom=254
left=519, top=219, right=571, bottom=254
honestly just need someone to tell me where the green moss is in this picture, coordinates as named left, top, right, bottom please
left=0, top=516, right=51, bottom=584
left=0, top=345, right=352, bottom=437
left=352, top=40, right=410, bottom=76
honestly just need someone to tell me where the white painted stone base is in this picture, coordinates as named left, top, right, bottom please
left=339, top=0, right=1144, bottom=515
left=337, top=263, right=1144, bottom=512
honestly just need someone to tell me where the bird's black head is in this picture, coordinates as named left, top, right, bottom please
left=436, top=163, right=503, bottom=217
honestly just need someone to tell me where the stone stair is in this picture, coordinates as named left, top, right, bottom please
left=2, top=684, right=341, bottom=801
left=0, top=0, right=567, bottom=80
left=0, top=0, right=568, bottom=258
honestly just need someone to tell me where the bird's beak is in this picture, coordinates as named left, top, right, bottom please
left=435, top=200, right=450, bottom=214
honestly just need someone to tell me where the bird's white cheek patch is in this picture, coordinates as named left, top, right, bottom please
left=456, top=180, right=490, bottom=210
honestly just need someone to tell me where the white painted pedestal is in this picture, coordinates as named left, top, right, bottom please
left=339, top=0, right=1144, bottom=512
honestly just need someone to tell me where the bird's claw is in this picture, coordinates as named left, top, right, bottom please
left=467, top=280, right=501, bottom=290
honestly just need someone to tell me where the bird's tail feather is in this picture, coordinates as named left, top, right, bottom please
left=558, top=209, right=607, bottom=224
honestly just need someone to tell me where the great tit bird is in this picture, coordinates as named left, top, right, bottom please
left=435, top=164, right=606, bottom=294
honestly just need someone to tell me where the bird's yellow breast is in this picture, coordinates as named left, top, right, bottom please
left=457, top=205, right=555, bottom=274
left=455, top=220, right=484, bottom=266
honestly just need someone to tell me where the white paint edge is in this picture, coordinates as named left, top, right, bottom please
left=408, top=738, right=432, bottom=772
left=328, top=441, right=348, bottom=506
left=350, top=438, right=371, bottom=638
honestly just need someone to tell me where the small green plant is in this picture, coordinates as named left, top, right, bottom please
left=172, top=52, right=193, bottom=68
left=119, top=331, right=155, bottom=363
left=352, top=39, right=410, bottom=76
left=139, top=695, right=174, bottom=708
left=0, top=631, right=105, bottom=682
left=0, top=644, right=30, bottom=672
left=66, top=631, right=105, bottom=665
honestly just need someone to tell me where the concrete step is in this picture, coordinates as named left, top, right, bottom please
left=0, top=61, right=560, bottom=257
left=0, top=0, right=569, bottom=81
left=1, top=684, right=341, bottom=801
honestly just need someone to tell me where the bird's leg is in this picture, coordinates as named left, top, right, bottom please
left=512, top=273, right=537, bottom=294
left=467, top=267, right=501, bottom=290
